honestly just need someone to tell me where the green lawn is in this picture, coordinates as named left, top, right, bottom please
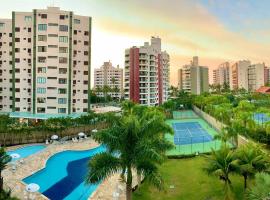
left=133, top=157, right=245, bottom=200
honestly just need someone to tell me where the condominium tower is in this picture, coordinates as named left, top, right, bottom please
left=230, top=60, right=265, bottom=91
left=94, top=61, right=123, bottom=99
left=124, top=36, right=170, bottom=106
left=178, top=56, right=209, bottom=94
left=0, top=7, right=91, bottom=116
left=213, top=62, right=230, bottom=86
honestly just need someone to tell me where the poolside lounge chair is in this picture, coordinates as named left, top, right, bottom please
left=45, top=139, right=49, bottom=145
left=19, top=159, right=24, bottom=165
left=11, top=165, right=16, bottom=172
left=72, top=137, right=78, bottom=143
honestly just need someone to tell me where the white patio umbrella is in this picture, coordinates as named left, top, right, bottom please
left=10, top=153, right=20, bottom=159
left=78, top=132, right=85, bottom=137
left=25, top=183, right=40, bottom=193
left=51, top=135, right=58, bottom=140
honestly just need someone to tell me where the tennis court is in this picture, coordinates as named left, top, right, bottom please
left=166, top=110, right=222, bottom=156
left=173, top=122, right=213, bottom=145
left=253, top=113, right=270, bottom=124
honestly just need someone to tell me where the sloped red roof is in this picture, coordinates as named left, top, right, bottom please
left=256, top=86, right=270, bottom=94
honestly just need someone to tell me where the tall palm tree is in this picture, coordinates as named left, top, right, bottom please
left=86, top=111, right=173, bottom=200
left=0, top=148, right=11, bottom=191
left=204, top=146, right=238, bottom=200
left=246, top=172, right=270, bottom=200
left=235, top=144, right=269, bottom=189
left=214, top=128, right=231, bottom=145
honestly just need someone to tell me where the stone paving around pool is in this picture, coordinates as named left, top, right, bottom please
left=3, top=139, right=137, bottom=200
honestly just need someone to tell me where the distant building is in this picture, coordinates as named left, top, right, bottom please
left=178, top=56, right=209, bottom=94
left=213, top=62, right=230, bottom=86
left=94, top=61, right=123, bottom=98
left=230, top=60, right=265, bottom=91
left=264, top=65, right=270, bottom=85
left=256, top=86, right=270, bottom=94
left=124, top=36, right=170, bottom=106
left=0, top=6, right=92, bottom=116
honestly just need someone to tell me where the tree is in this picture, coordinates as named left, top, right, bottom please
left=86, top=111, right=173, bottom=200
left=169, top=85, right=179, bottom=97
left=235, top=144, right=269, bottom=189
left=214, top=128, right=231, bottom=145
left=204, top=146, right=238, bottom=200
left=0, top=148, right=11, bottom=191
left=247, top=173, right=270, bottom=200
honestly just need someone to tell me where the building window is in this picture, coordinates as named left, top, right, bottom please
left=15, top=38, right=20, bottom=42
left=37, top=67, right=46, bottom=73
left=59, top=36, right=68, bottom=43
left=40, top=14, right=47, bottom=19
left=48, top=23, right=58, bottom=26
left=83, top=71, right=88, bottom=75
left=84, top=31, right=89, bottom=36
left=59, top=15, right=65, bottom=20
left=59, top=78, right=67, bottom=84
left=37, top=97, right=46, bottom=103
left=48, top=45, right=58, bottom=48
left=15, top=27, right=20, bottom=32
left=58, top=108, right=66, bottom=113
left=84, top=41, right=89, bottom=46
left=38, top=57, right=46, bottom=63
left=59, top=47, right=68, bottom=53
left=38, top=35, right=47, bottom=41
left=59, top=57, right=67, bottom=64
left=59, top=25, right=68, bottom=32
left=58, top=98, right=67, bottom=104
left=59, top=68, right=67, bottom=74
left=24, top=16, right=32, bottom=22
left=38, top=24, right=47, bottom=31
left=38, top=46, right=47, bottom=52
left=48, top=34, right=58, bottom=37
left=37, top=88, right=46, bottom=94
left=0, top=23, right=5, bottom=28
left=74, top=19, right=80, bottom=24
left=37, top=107, right=45, bottom=113
left=37, top=77, right=46, bottom=84
left=58, top=88, right=67, bottom=94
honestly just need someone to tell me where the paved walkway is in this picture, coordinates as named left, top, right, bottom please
left=3, top=140, right=138, bottom=200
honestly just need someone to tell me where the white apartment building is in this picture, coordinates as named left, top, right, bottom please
left=248, top=63, right=265, bottom=91
left=0, top=7, right=91, bottom=117
left=213, top=62, right=230, bottom=86
left=124, top=36, right=170, bottom=106
left=178, top=56, right=209, bottom=94
left=94, top=61, right=123, bottom=99
left=230, top=60, right=265, bottom=91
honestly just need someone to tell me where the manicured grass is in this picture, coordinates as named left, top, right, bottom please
left=133, top=156, right=245, bottom=200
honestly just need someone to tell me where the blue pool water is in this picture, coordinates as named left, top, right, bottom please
left=23, top=145, right=106, bottom=200
left=253, top=113, right=270, bottom=124
left=8, top=145, right=46, bottom=162
left=173, top=122, right=213, bottom=145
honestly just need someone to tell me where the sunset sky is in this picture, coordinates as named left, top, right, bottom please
left=1, top=0, right=269, bottom=85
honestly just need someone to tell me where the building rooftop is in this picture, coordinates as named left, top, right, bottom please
left=256, top=86, right=270, bottom=94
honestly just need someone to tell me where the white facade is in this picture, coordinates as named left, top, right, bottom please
left=0, top=7, right=91, bottom=116
left=94, top=61, right=123, bottom=98
left=248, top=63, right=265, bottom=91
left=124, top=37, right=170, bottom=106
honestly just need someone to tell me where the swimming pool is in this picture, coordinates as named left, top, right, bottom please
left=8, top=145, right=46, bottom=162
left=23, top=145, right=106, bottom=200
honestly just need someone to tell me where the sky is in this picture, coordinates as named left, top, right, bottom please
left=0, top=0, right=270, bottom=85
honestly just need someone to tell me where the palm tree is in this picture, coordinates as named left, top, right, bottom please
left=214, top=128, right=231, bottom=145
left=204, top=146, right=238, bottom=199
left=235, top=144, right=269, bottom=189
left=246, top=172, right=270, bottom=200
left=86, top=111, right=173, bottom=200
left=0, top=148, right=11, bottom=191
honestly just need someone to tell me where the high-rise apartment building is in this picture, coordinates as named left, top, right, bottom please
left=0, top=7, right=91, bottom=116
left=230, top=60, right=265, bottom=91
left=124, top=36, right=170, bottom=106
left=94, top=61, right=123, bottom=99
left=213, top=62, right=230, bottom=86
left=230, top=60, right=250, bottom=90
left=178, top=56, right=209, bottom=94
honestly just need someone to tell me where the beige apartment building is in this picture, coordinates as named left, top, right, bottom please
left=213, top=62, right=230, bottom=86
left=230, top=60, right=265, bottom=91
left=94, top=61, right=123, bottom=99
left=0, top=7, right=91, bottom=118
left=124, top=36, right=170, bottom=106
left=178, top=56, right=209, bottom=94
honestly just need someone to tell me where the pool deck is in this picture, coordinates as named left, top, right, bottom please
left=3, top=139, right=132, bottom=200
